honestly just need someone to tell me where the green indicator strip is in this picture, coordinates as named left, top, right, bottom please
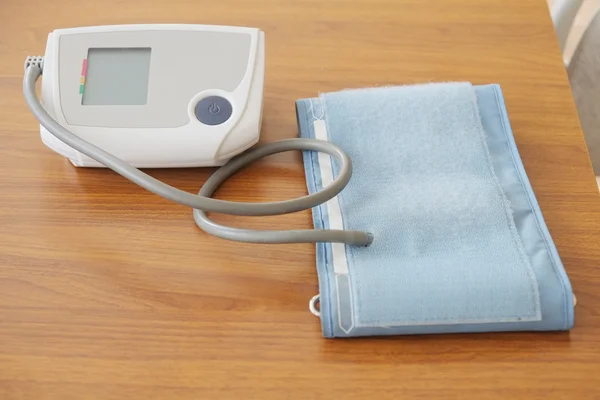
left=79, top=84, right=85, bottom=94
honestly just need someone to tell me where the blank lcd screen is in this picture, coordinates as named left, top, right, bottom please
left=82, top=48, right=151, bottom=105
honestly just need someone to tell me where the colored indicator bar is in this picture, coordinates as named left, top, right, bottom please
left=79, top=58, right=88, bottom=95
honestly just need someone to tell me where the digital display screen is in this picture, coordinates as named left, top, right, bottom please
left=82, top=48, right=151, bottom=105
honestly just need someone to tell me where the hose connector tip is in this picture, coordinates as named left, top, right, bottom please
left=25, top=56, right=44, bottom=72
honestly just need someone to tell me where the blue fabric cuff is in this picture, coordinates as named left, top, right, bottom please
left=296, top=83, right=575, bottom=338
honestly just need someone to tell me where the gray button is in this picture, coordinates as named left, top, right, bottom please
left=195, top=96, right=233, bottom=125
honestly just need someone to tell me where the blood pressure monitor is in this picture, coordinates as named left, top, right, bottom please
left=39, top=24, right=265, bottom=167
left=23, top=24, right=372, bottom=247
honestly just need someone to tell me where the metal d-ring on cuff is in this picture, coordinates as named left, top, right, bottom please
left=309, top=294, right=321, bottom=317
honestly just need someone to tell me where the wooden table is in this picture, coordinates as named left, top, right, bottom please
left=2, top=0, right=600, bottom=398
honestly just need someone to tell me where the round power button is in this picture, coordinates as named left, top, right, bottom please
left=195, top=96, right=232, bottom=126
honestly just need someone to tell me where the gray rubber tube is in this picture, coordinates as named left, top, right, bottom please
left=24, top=65, right=373, bottom=246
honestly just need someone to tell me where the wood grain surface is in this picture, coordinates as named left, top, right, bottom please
left=2, top=0, right=600, bottom=398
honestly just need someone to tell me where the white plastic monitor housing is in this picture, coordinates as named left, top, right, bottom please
left=39, top=24, right=265, bottom=168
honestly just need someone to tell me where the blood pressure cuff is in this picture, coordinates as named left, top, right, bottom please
left=296, top=83, right=575, bottom=338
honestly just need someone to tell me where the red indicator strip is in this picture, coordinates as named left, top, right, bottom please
left=79, top=58, right=87, bottom=94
